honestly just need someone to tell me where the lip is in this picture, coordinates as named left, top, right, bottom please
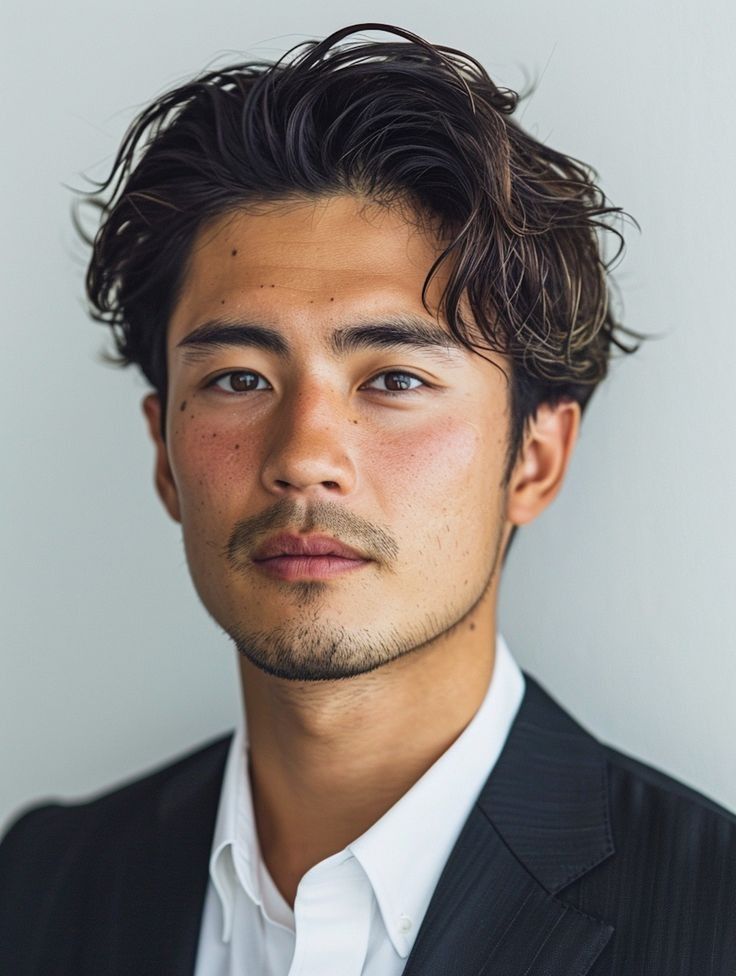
left=253, top=554, right=370, bottom=581
left=252, top=534, right=371, bottom=582
left=252, top=533, right=368, bottom=561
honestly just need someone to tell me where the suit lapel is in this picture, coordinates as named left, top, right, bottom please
left=402, top=675, right=616, bottom=976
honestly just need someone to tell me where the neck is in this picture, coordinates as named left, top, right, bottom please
left=238, top=590, right=498, bottom=907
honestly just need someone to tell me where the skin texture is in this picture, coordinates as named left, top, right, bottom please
left=143, top=193, right=580, bottom=906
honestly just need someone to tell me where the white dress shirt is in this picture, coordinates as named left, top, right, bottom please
left=193, top=633, right=525, bottom=976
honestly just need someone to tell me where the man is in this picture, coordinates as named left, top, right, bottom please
left=1, top=21, right=734, bottom=976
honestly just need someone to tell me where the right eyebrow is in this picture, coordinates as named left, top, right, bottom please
left=176, top=321, right=289, bottom=363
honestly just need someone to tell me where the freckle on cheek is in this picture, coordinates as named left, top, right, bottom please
left=179, top=400, right=187, bottom=411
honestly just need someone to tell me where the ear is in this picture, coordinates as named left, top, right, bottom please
left=505, top=398, right=581, bottom=527
left=142, top=393, right=181, bottom=524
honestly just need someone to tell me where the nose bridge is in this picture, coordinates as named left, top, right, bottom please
left=261, top=373, right=356, bottom=494
left=283, top=371, right=347, bottom=439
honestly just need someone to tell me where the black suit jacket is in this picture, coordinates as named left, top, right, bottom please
left=1, top=673, right=735, bottom=975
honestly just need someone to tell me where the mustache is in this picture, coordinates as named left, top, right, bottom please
left=223, top=497, right=399, bottom=567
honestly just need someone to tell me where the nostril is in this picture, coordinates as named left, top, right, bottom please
left=273, top=479, right=340, bottom=490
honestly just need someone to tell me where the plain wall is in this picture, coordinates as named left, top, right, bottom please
left=2, top=0, right=734, bottom=831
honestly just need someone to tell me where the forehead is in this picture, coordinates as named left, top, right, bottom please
left=167, top=194, right=454, bottom=347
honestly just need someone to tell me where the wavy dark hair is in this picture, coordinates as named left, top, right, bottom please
left=78, top=22, right=645, bottom=547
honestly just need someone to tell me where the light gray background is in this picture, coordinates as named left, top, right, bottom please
left=2, top=0, right=734, bottom=832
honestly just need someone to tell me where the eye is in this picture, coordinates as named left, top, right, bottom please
left=207, top=370, right=271, bottom=394
left=363, top=371, right=427, bottom=395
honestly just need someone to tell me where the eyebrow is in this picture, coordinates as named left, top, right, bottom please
left=175, top=314, right=465, bottom=365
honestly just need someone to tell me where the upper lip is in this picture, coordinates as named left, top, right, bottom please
left=252, top=533, right=369, bottom=561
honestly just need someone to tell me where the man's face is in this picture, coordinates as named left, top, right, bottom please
left=149, top=194, right=514, bottom=680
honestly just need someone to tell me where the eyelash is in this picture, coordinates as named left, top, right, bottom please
left=204, top=369, right=429, bottom=398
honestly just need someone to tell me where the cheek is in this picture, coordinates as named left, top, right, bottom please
left=371, top=415, right=497, bottom=507
left=372, top=414, right=506, bottom=577
left=378, top=417, right=505, bottom=583
left=167, top=411, right=259, bottom=525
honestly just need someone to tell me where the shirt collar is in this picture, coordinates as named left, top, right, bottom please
left=208, top=633, right=525, bottom=955
left=207, top=721, right=255, bottom=942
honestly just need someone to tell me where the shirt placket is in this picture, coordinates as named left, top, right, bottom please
left=288, top=856, right=373, bottom=976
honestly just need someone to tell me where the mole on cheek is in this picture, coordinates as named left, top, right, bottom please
left=179, top=400, right=187, bottom=411
left=231, top=248, right=238, bottom=256
left=234, top=444, right=240, bottom=450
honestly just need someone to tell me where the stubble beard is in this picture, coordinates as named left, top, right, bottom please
left=228, top=523, right=506, bottom=682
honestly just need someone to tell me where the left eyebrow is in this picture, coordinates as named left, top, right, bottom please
left=175, top=314, right=466, bottom=366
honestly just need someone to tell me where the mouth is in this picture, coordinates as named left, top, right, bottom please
left=253, top=532, right=367, bottom=560
left=251, top=533, right=372, bottom=581
left=252, top=553, right=370, bottom=582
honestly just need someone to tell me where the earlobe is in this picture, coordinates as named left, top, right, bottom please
left=506, top=399, right=581, bottom=527
left=141, top=393, right=182, bottom=524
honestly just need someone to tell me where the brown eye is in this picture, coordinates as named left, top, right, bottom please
left=210, top=371, right=269, bottom=393
left=365, top=371, right=425, bottom=394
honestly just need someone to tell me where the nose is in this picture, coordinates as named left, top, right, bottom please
left=259, top=384, right=358, bottom=498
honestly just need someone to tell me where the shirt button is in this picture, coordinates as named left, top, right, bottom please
left=399, top=914, right=412, bottom=933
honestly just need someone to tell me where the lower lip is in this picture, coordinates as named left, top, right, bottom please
left=253, top=555, right=371, bottom=581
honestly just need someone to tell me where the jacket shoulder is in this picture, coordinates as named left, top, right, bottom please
left=522, top=673, right=735, bottom=831
left=0, top=733, right=232, bottom=921
left=602, top=740, right=736, bottom=828
left=515, top=675, right=736, bottom=970
left=599, top=739, right=736, bottom=896
left=563, top=736, right=736, bottom=972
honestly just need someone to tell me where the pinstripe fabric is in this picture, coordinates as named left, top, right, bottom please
left=557, top=752, right=736, bottom=974
left=1, top=673, right=734, bottom=974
